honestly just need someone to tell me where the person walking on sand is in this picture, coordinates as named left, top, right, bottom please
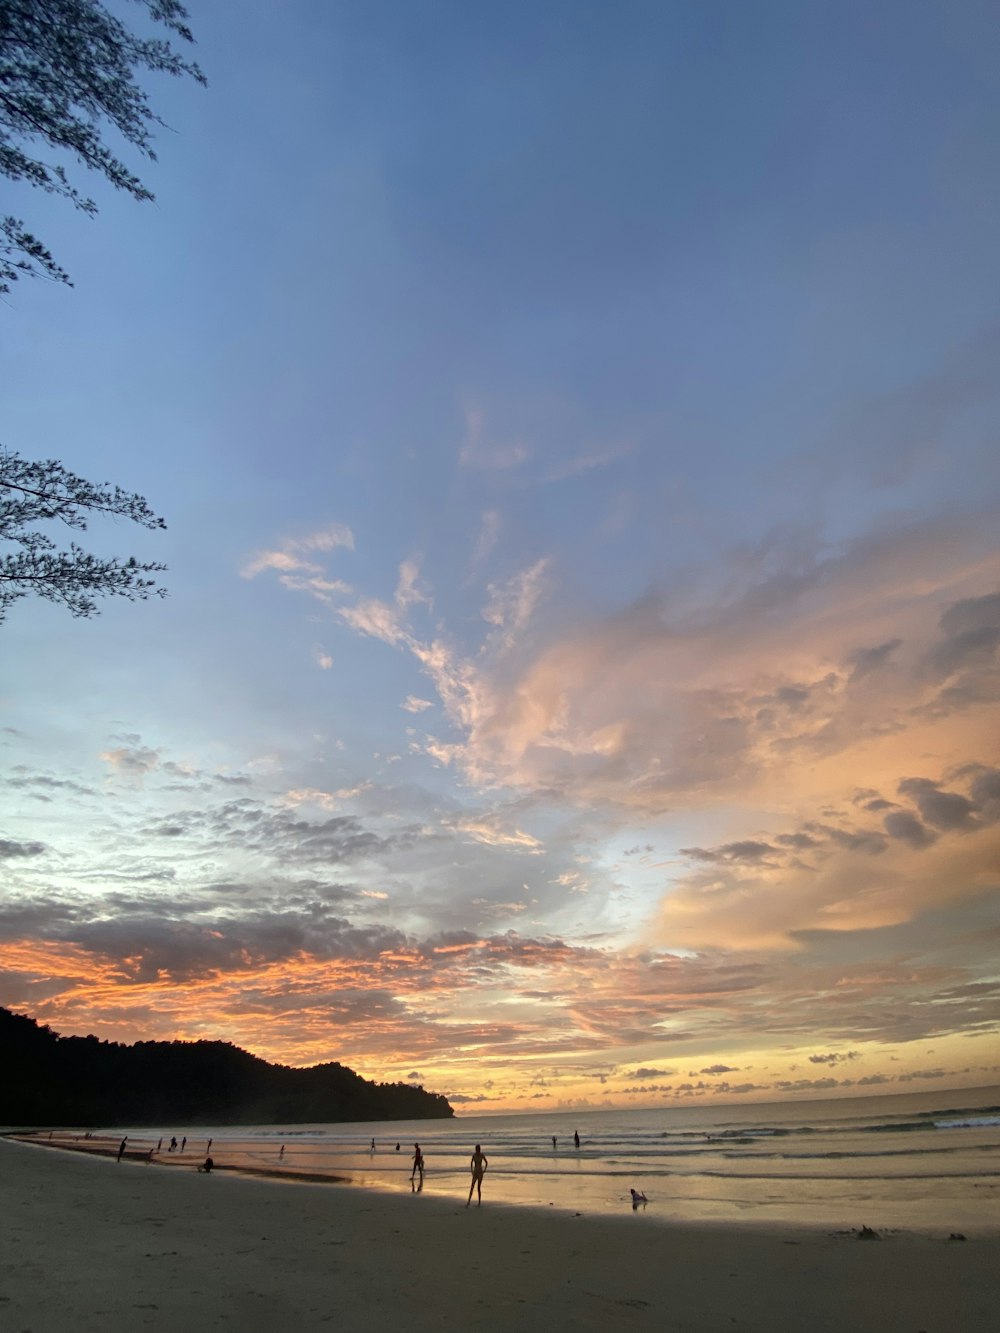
left=370, top=1137, right=376, bottom=1153
left=466, top=1144, right=488, bottom=1207
left=117, top=1136, right=127, bottom=1162
left=411, top=1143, right=424, bottom=1182
left=181, top=1136, right=187, bottom=1153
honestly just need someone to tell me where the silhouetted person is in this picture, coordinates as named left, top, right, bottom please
left=279, top=1144, right=285, bottom=1157
left=552, top=1135, right=557, bottom=1150
left=156, top=1138, right=163, bottom=1152
left=199, top=1156, right=214, bottom=1173
left=395, top=1143, right=400, bottom=1152
left=411, top=1143, right=424, bottom=1182
left=180, top=1136, right=186, bottom=1152
left=117, top=1136, right=127, bottom=1162
left=370, top=1137, right=376, bottom=1153
left=574, top=1130, right=580, bottom=1149
left=206, top=1138, right=212, bottom=1153
left=467, top=1144, right=488, bottom=1207
left=169, top=1136, right=177, bottom=1152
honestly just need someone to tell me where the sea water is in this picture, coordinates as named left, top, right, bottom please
left=103, top=1084, right=1000, bottom=1232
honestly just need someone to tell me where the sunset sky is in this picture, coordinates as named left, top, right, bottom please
left=2, top=0, right=999, bottom=1112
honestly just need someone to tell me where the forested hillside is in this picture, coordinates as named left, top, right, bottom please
left=0, top=1008, right=453, bottom=1126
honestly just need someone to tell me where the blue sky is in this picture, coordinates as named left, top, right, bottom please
left=2, top=0, right=999, bottom=1109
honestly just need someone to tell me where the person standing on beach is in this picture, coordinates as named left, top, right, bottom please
left=411, top=1143, right=424, bottom=1182
left=466, top=1144, right=488, bottom=1206
left=117, top=1137, right=127, bottom=1162
left=181, top=1136, right=187, bottom=1153
left=370, top=1137, right=376, bottom=1153
left=574, top=1130, right=580, bottom=1149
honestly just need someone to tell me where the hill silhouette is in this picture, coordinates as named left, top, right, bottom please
left=0, top=1007, right=453, bottom=1126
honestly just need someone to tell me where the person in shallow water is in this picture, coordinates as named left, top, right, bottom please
left=466, top=1144, right=489, bottom=1207
left=630, top=1188, right=648, bottom=1209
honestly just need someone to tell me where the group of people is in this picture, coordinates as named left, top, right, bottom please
left=116, top=1134, right=214, bottom=1170
left=405, top=1141, right=487, bottom=1205
left=551, top=1130, right=582, bottom=1150
left=117, top=1128, right=646, bottom=1208
left=400, top=1132, right=643, bottom=1210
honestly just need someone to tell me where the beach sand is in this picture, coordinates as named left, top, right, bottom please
left=1, top=1137, right=995, bottom=1332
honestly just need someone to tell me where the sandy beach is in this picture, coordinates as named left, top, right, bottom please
left=1, top=1137, right=996, bottom=1332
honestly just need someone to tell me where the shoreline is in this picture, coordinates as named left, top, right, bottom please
left=2, top=1136, right=997, bottom=1332
left=7, top=1128, right=998, bottom=1238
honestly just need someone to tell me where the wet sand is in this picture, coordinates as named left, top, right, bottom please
left=1, top=1136, right=995, bottom=1331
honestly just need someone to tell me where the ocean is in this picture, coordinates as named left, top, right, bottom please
left=96, top=1083, right=1000, bottom=1233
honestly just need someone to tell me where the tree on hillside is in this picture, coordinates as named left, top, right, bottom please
left=0, top=449, right=167, bottom=620
left=0, top=0, right=206, bottom=293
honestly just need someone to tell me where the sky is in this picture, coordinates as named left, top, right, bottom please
left=2, top=0, right=999, bottom=1113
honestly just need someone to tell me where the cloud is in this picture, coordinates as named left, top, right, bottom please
left=542, top=440, right=633, bottom=483
left=655, top=764, right=1000, bottom=950
left=458, top=405, right=529, bottom=470
left=922, top=592, right=1000, bottom=683
left=848, top=638, right=902, bottom=681
left=681, top=841, right=776, bottom=865
left=897, top=777, right=977, bottom=831
left=808, top=1051, right=859, bottom=1066
left=482, top=559, right=549, bottom=651
left=472, top=509, right=502, bottom=566
left=241, top=525, right=355, bottom=602
left=444, top=813, right=542, bottom=852
left=401, top=696, right=434, bottom=714
left=0, top=838, right=47, bottom=858
left=100, top=745, right=160, bottom=778
left=775, top=1077, right=840, bottom=1091
left=337, top=597, right=408, bottom=647
left=298, top=525, right=355, bottom=554
left=395, top=559, right=431, bottom=611
left=366, top=520, right=998, bottom=814
left=883, top=810, right=936, bottom=849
